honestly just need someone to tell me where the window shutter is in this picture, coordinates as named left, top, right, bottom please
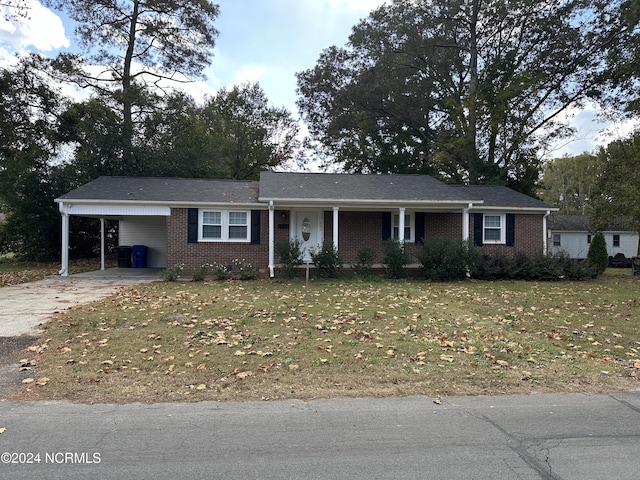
left=506, top=213, right=515, bottom=247
left=381, top=212, right=392, bottom=241
left=187, top=208, right=198, bottom=243
left=251, top=210, right=261, bottom=245
left=473, top=213, right=484, bottom=246
left=414, top=212, right=425, bottom=245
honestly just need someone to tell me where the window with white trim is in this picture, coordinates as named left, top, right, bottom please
left=483, top=214, right=505, bottom=244
left=199, top=210, right=250, bottom=242
left=613, top=234, right=620, bottom=247
left=393, top=213, right=413, bottom=242
left=553, top=233, right=561, bottom=246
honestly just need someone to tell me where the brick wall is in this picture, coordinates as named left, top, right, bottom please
left=469, top=213, right=544, bottom=257
left=168, top=208, right=546, bottom=275
left=167, top=208, right=270, bottom=275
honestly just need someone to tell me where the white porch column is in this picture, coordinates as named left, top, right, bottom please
left=462, top=203, right=472, bottom=242
left=100, top=218, right=106, bottom=271
left=398, top=207, right=406, bottom=242
left=268, top=201, right=275, bottom=278
left=332, top=206, right=339, bottom=249
left=60, top=209, right=69, bottom=277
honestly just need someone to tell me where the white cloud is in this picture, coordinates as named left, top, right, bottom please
left=328, top=0, right=388, bottom=13
left=0, top=0, right=69, bottom=52
left=235, top=64, right=266, bottom=85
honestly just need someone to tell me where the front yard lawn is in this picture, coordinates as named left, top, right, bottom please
left=14, top=270, right=640, bottom=403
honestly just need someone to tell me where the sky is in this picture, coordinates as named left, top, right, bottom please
left=0, top=0, right=636, bottom=161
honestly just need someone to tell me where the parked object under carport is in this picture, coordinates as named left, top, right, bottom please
left=116, top=246, right=132, bottom=268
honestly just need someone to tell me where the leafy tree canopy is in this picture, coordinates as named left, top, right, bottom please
left=43, top=0, right=220, bottom=174
left=590, top=130, right=640, bottom=238
left=297, top=0, right=638, bottom=194
left=539, top=153, right=603, bottom=215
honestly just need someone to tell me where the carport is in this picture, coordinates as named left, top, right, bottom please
left=55, top=200, right=169, bottom=277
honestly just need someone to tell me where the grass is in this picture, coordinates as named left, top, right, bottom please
left=0, top=258, right=113, bottom=286
left=12, top=268, right=639, bottom=403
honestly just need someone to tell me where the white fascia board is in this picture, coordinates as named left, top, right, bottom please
left=58, top=201, right=170, bottom=216
left=470, top=206, right=559, bottom=213
left=257, top=197, right=483, bottom=209
left=57, top=199, right=266, bottom=215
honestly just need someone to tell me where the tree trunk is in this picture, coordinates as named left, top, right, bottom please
left=466, top=0, right=480, bottom=184
left=121, top=0, right=140, bottom=174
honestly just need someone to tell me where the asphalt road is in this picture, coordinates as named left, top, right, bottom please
left=0, top=392, right=638, bottom=480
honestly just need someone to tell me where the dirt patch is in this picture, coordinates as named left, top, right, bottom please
left=0, top=336, right=40, bottom=399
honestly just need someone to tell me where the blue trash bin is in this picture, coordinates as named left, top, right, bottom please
left=132, top=245, right=148, bottom=268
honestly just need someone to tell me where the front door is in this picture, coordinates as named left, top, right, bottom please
left=294, top=210, right=321, bottom=261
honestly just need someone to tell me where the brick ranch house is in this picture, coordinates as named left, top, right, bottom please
left=55, top=172, right=557, bottom=277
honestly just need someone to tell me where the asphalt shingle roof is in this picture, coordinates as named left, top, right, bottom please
left=260, top=172, right=554, bottom=209
left=57, top=173, right=556, bottom=211
left=450, top=185, right=554, bottom=209
left=57, top=176, right=260, bottom=204
left=258, top=172, right=476, bottom=202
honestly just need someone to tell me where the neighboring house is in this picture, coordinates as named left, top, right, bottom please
left=55, top=172, right=557, bottom=277
left=547, top=215, right=639, bottom=261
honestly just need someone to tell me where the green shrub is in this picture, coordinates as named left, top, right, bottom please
left=352, top=246, right=375, bottom=279
left=418, top=237, right=474, bottom=281
left=213, top=262, right=232, bottom=280
left=587, top=231, right=608, bottom=275
left=471, top=252, right=597, bottom=281
left=191, top=263, right=210, bottom=281
left=311, top=241, right=343, bottom=278
left=233, top=258, right=257, bottom=280
left=275, top=238, right=304, bottom=278
left=382, top=239, right=408, bottom=279
left=161, top=263, right=183, bottom=282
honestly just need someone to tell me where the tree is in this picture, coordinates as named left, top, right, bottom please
left=199, top=83, right=300, bottom=180
left=0, top=57, right=64, bottom=260
left=1, top=0, right=29, bottom=20
left=297, top=0, right=635, bottom=194
left=539, top=153, right=602, bottom=215
left=600, top=0, right=640, bottom=115
left=587, top=231, right=609, bottom=274
left=134, top=92, right=227, bottom=178
left=590, top=131, right=640, bottom=243
left=43, top=0, right=219, bottom=174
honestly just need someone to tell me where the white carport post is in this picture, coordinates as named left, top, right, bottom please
left=268, top=201, right=275, bottom=278
left=59, top=204, right=69, bottom=277
left=332, top=206, right=339, bottom=250
left=100, top=218, right=106, bottom=271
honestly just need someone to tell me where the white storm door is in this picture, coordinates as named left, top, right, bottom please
left=293, top=210, right=322, bottom=261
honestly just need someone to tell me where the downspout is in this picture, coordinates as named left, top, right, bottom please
left=332, top=206, right=339, bottom=250
left=543, top=209, right=550, bottom=255
left=268, top=201, right=275, bottom=278
left=100, top=218, right=105, bottom=271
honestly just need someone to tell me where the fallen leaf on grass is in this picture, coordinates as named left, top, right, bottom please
left=36, top=377, right=49, bottom=386
left=235, top=371, right=253, bottom=379
left=22, top=378, right=34, bottom=384
left=0, top=427, right=6, bottom=434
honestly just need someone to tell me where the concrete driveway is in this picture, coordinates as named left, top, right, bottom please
left=0, top=268, right=163, bottom=398
left=0, top=268, right=162, bottom=337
